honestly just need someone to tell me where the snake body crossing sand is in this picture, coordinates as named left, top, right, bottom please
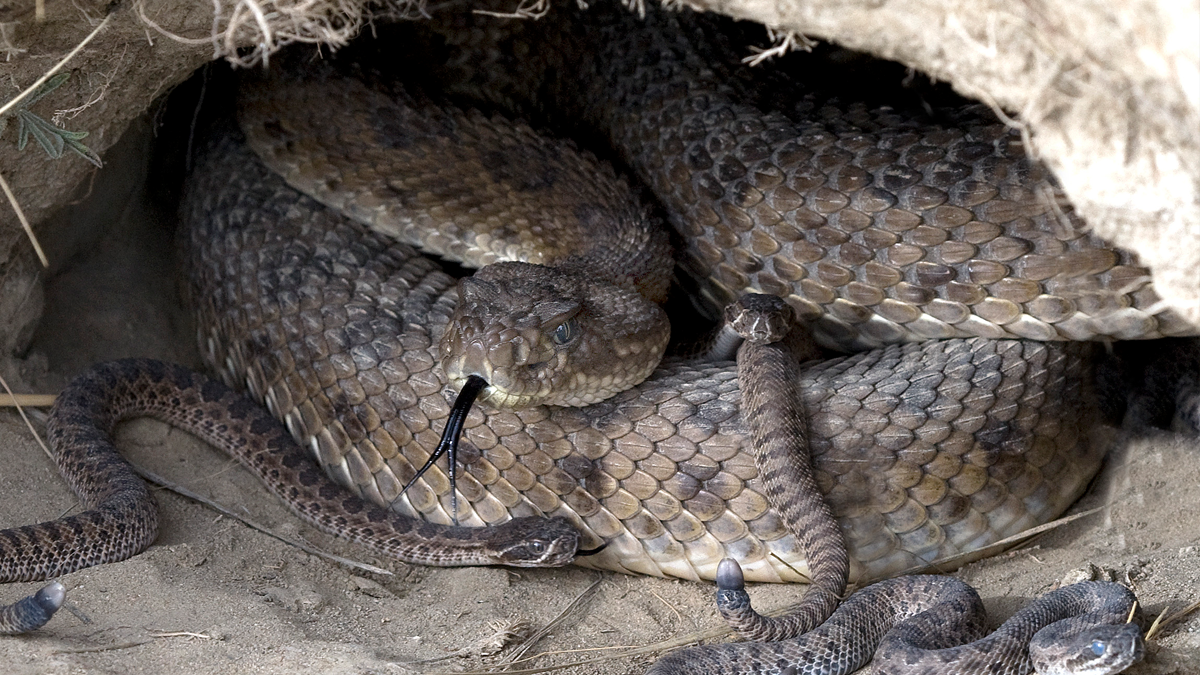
left=650, top=570, right=1143, bottom=674
left=0, top=359, right=581, bottom=634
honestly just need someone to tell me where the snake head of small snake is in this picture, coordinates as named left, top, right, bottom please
left=440, top=261, right=670, bottom=408
left=488, top=515, right=586, bottom=567
left=1031, top=622, right=1144, bottom=675
left=722, top=294, right=796, bottom=345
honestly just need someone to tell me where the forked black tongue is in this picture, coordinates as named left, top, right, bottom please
left=576, top=542, right=607, bottom=557
left=397, top=375, right=487, bottom=525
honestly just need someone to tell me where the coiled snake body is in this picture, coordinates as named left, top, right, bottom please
left=649, top=573, right=1143, bottom=674
left=0, top=1, right=1165, bottom=662
left=181, top=120, right=1105, bottom=583
left=435, top=2, right=1194, bottom=350
left=221, top=1, right=1147, bottom=584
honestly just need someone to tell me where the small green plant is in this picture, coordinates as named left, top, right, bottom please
left=1, top=72, right=102, bottom=167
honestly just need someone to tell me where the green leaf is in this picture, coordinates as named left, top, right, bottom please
left=55, top=127, right=90, bottom=141
left=63, top=134, right=102, bottom=168
left=3, top=73, right=102, bottom=167
left=21, top=72, right=71, bottom=109
left=19, top=110, right=64, bottom=158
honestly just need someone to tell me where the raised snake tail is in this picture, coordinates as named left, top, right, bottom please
left=718, top=295, right=848, bottom=641
left=648, top=576, right=1143, bottom=675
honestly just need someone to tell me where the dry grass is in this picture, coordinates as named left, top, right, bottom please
left=135, top=0, right=430, bottom=67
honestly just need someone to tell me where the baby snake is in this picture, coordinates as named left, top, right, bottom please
left=0, top=1, right=1165, bottom=663
left=0, top=358, right=582, bottom=634
left=651, top=567, right=1144, bottom=674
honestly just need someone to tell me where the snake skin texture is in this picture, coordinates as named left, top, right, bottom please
left=179, top=113, right=1109, bottom=584
left=0, top=583, right=64, bottom=635
left=239, top=59, right=674, bottom=409
left=418, top=2, right=1197, bottom=351
left=648, top=575, right=1143, bottom=675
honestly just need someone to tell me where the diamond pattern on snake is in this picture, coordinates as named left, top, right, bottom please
left=2, top=0, right=1186, bottom=656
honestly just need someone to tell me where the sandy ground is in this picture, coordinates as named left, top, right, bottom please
left=1, top=118, right=1199, bottom=675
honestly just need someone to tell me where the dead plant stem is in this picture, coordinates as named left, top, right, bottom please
left=0, top=170, right=47, bottom=266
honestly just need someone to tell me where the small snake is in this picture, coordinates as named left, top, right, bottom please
left=0, top=359, right=582, bottom=634
left=650, top=566, right=1143, bottom=675
left=722, top=293, right=847, bottom=641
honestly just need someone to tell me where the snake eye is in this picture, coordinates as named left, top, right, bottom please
left=552, top=318, right=579, bottom=346
left=1090, top=639, right=1107, bottom=656
left=530, top=541, right=546, bottom=554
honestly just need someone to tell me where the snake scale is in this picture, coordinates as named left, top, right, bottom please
left=414, top=1, right=1194, bottom=350
left=0, top=358, right=582, bottom=633
left=650, top=572, right=1143, bottom=674
left=0, top=0, right=1168, bottom=661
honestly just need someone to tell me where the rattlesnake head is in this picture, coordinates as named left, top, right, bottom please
left=440, top=261, right=670, bottom=408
